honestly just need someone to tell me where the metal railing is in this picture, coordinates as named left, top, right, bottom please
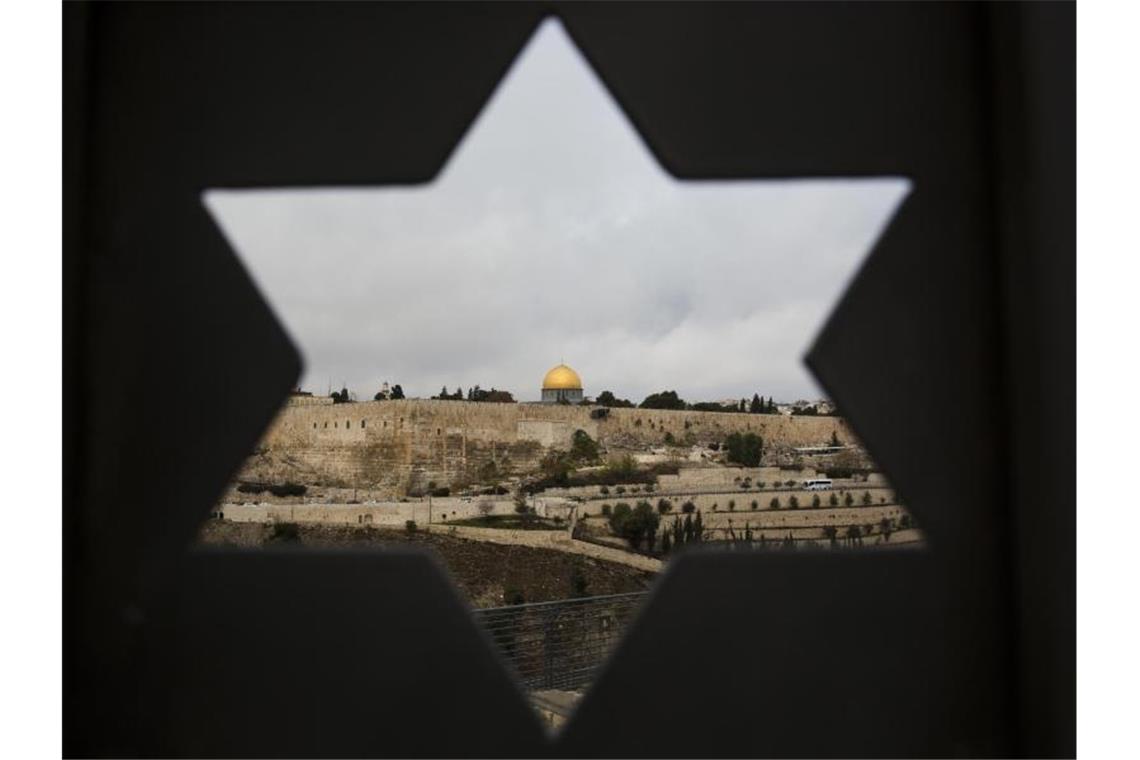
left=473, top=591, right=647, bottom=691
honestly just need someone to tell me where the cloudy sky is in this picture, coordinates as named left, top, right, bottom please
left=204, top=19, right=908, bottom=404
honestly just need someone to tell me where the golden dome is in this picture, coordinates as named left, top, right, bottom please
left=542, top=363, right=583, bottom=390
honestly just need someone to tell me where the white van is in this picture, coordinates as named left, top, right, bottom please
left=804, top=478, right=833, bottom=491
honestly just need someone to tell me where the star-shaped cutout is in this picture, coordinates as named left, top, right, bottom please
left=204, top=19, right=909, bottom=404
left=196, top=16, right=919, bottom=733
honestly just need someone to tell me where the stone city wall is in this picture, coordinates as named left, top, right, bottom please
left=237, top=399, right=855, bottom=497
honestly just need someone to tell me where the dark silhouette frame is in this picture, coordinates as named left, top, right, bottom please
left=64, top=2, right=1074, bottom=757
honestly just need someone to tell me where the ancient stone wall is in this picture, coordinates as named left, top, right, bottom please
left=240, top=400, right=856, bottom=496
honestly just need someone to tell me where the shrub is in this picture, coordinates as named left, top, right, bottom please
left=569, top=560, right=589, bottom=597
left=862, top=491, right=873, bottom=506
left=812, top=494, right=821, bottom=509
left=711, top=502, right=718, bottom=511
left=829, top=493, right=840, bottom=507
left=728, top=500, right=736, bottom=511
left=770, top=497, right=780, bottom=510
left=664, top=431, right=676, bottom=445
left=269, top=522, right=300, bottom=543
left=404, top=520, right=417, bottom=533
left=239, top=481, right=307, bottom=498
left=657, top=499, right=673, bottom=514
left=789, top=495, right=799, bottom=509
left=845, top=492, right=855, bottom=507
left=616, top=486, right=626, bottom=495
left=785, top=479, right=796, bottom=488
left=751, top=500, right=759, bottom=510
left=880, top=496, right=887, bottom=504
left=270, top=482, right=306, bottom=498
left=601, top=503, right=612, bottom=517
left=600, top=485, right=610, bottom=495
left=631, top=485, right=641, bottom=494
left=644, top=483, right=655, bottom=493
left=681, top=501, right=696, bottom=514
left=756, top=481, right=766, bottom=489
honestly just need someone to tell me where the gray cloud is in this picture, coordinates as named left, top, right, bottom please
left=205, top=20, right=909, bottom=404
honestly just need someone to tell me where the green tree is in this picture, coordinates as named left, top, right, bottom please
left=845, top=492, right=855, bottom=507
left=640, top=390, right=687, bottom=410
left=789, top=495, right=800, bottom=509
left=611, top=502, right=660, bottom=552
left=569, top=429, right=600, bottom=464
left=750, top=393, right=763, bottom=413
left=724, top=432, right=764, bottom=467
left=862, top=491, right=873, bottom=506
left=390, top=384, right=404, bottom=399
left=657, top=498, right=673, bottom=514
left=812, top=494, right=821, bottom=509
left=829, top=493, right=840, bottom=507
left=609, top=502, right=633, bottom=534
left=596, top=390, right=635, bottom=408
left=770, top=497, right=780, bottom=510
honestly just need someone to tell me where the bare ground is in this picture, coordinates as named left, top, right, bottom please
left=197, top=520, right=654, bottom=608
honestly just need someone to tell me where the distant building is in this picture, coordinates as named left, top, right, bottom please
left=540, top=363, right=584, bottom=404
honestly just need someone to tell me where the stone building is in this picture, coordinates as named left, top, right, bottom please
left=540, top=363, right=584, bottom=404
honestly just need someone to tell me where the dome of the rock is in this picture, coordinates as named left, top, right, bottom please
left=541, top=364, right=584, bottom=403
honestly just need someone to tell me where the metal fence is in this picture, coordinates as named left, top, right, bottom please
left=473, top=591, right=647, bottom=691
